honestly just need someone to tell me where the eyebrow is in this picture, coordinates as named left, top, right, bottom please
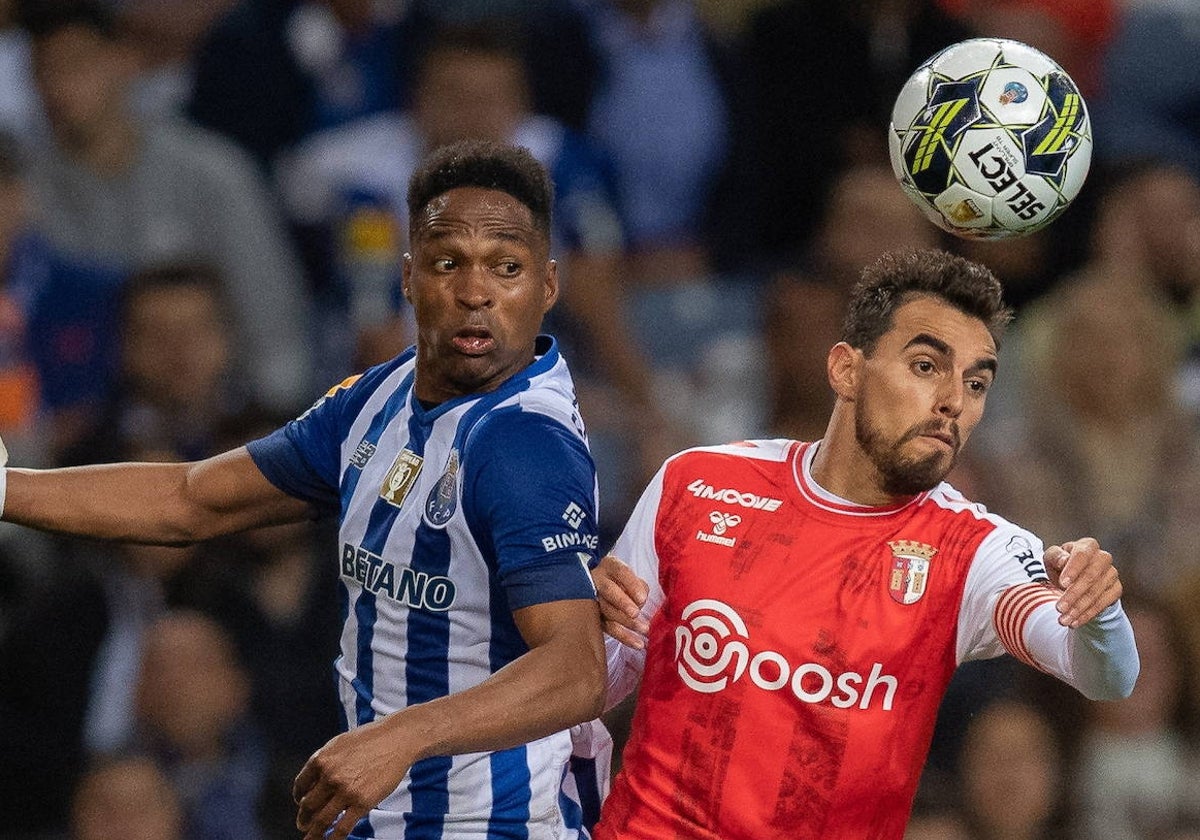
left=904, top=332, right=998, bottom=375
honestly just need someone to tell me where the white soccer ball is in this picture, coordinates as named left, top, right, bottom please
left=888, top=37, right=1092, bottom=239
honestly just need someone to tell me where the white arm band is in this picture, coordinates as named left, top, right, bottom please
left=996, top=583, right=1139, bottom=701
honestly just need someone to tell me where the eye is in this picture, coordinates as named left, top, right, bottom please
left=913, top=359, right=936, bottom=375
left=496, top=261, right=521, bottom=276
left=433, top=258, right=455, bottom=271
left=967, top=377, right=991, bottom=394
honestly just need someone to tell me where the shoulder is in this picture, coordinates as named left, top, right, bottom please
left=294, top=112, right=412, bottom=171
left=147, top=118, right=264, bottom=182
left=665, top=438, right=796, bottom=470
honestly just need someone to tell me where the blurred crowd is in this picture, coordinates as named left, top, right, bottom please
left=1, top=0, right=1199, bottom=838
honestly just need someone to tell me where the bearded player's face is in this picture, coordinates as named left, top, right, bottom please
left=853, top=296, right=997, bottom=496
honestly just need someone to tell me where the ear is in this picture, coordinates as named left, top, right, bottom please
left=542, top=259, right=560, bottom=313
left=827, top=341, right=862, bottom=401
left=401, top=253, right=413, bottom=303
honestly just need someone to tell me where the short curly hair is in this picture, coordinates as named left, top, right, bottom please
left=841, top=248, right=1013, bottom=354
left=407, top=140, right=553, bottom=241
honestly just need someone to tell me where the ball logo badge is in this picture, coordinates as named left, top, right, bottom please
left=999, top=81, right=1029, bottom=105
left=674, top=599, right=749, bottom=693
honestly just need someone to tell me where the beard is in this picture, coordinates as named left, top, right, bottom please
left=854, top=393, right=961, bottom=497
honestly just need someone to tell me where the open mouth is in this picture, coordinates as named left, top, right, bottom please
left=452, top=327, right=495, bottom=356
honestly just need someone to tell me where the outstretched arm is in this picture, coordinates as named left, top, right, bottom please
left=1, top=446, right=311, bottom=545
left=995, top=539, right=1138, bottom=701
left=292, top=597, right=606, bottom=840
left=960, top=532, right=1139, bottom=702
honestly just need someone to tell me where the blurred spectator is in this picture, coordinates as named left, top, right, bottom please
left=957, top=699, right=1070, bottom=839
left=936, top=0, right=1117, bottom=96
left=406, top=0, right=601, bottom=132
left=739, top=0, right=974, bottom=266
left=905, top=810, right=971, bottom=840
left=19, top=0, right=314, bottom=416
left=1075, top=596, right=1200, bottom=840
left=764, top=163, right=940, bottom=442
left=200, top=520, right=343, bottom=838
left=0, top=537, right=197, bottom=837
left=1092, top=2, right=1200, bottom=179
left=188, top=0, right=416, bottom=169
left=0, top=128, right=125, bottom=463
left=60, top=263, right=266, bottom=465
left=71, top=753, right=185, bottom=840
left=133, top=609, right=268, bottom=840
left=577, top=0, right=740, bottom=281
left=115, top=0, right=238, bottom=119
left=0, top=0, right=38, bottom=137
left=988, top=274, right=1200, bottom=601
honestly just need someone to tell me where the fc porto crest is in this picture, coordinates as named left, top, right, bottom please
left=424, top=449, right=460, bottom=527
left=380, top=448, right=424, bottom=508
left=887, top=540, right=937, bottom=605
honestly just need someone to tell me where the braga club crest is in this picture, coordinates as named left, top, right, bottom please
left=887, top=540, right=937, bottom=605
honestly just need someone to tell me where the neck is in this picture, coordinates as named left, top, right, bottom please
left=810, top=406, right=909, bottom=507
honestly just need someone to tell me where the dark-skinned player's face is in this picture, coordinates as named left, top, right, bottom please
left=403, top=186, right=557, bottom=404
left=853, top=296, right=997, bottom=496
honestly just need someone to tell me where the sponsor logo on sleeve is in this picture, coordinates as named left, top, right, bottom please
left=1006, top=535, right=1047, bottom=581
left=350, top=439, right=376, bottom=468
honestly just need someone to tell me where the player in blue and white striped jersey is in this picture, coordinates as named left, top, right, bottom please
left=0, top=141, right=608, bottom=840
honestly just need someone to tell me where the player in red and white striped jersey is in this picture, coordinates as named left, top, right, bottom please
left=592, top=249, right=1138, bottom=840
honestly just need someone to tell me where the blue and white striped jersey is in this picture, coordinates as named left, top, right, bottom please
left=247, top=336, right=603, bottom=839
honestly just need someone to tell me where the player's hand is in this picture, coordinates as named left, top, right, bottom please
left=1042, top=538, right=1122, bottom=628
left=292, top=718, right=414, bottom=840
left=591, top=555, right=649, bottom=649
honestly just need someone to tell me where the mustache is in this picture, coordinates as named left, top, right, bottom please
left=901, top=420, right=961, bottom=450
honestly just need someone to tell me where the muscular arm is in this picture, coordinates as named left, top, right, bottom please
left=2, top=447, right=312, bottom=544
left=293, top=597, right=606, bottom=840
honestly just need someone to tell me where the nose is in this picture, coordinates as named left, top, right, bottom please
left=936, top=376, right=964, bottom=418
left=453, top=266, right=494, bottom=310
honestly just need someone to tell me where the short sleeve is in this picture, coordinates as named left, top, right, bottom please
left=956, top=523, right=1048, bottom=663
left=246, top=373, right=369, bottom=511
left=462, top=408, right=599, bottom=611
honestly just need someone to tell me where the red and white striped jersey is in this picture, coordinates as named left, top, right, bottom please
left=596, top=439, right=1062, bottom=840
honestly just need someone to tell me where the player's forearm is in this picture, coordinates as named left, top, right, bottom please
left=3, top=462, right=207, bottom=543
left=387, top=617, right=606, bottom=762
left=1024, top=600, right=1139, bottom=701
left=2, top=451, right=301, bottom=545
left=1066, top=602, right=1139, bottom=700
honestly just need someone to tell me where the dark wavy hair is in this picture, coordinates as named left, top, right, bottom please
left=841, top=248, right=1013, bottom=354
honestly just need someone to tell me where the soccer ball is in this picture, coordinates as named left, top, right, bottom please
left=888, top=38, right=1092, bottom=239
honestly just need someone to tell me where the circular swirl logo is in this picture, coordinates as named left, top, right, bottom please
left=673, top=599, right=750, bottom=692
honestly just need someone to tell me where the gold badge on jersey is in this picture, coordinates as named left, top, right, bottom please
left=380, top=448, right=424, bottom=508
left=887, top=540, right=937, bottom=605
